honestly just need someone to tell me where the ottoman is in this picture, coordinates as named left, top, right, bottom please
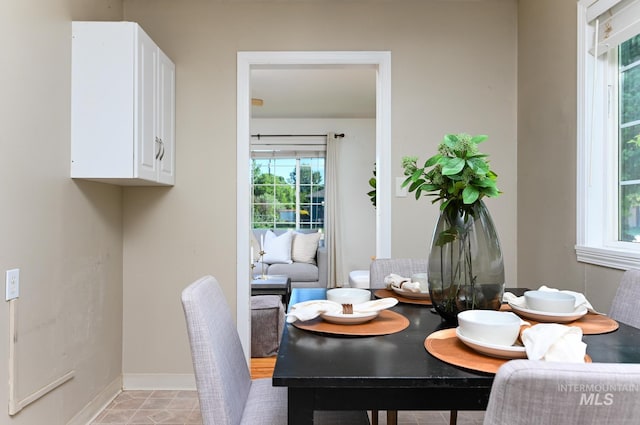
left=250, top=295, right=285, bottom=357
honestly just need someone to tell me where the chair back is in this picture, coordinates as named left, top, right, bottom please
left=609, top=268, right=640, bottom=328
left=369, top=258, right=428, bottom=289
left=484, top=360, right=640, bottom=425
left=181, top=275, right=251, bottom=425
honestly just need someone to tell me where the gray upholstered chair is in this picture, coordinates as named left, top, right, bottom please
left=609, top=268, right=640, bottom=329
left=181, top=275, right=370, bottom=425
left=369, top=258, right=429, bottom=289
left=484, top=359, right=640, bottom=425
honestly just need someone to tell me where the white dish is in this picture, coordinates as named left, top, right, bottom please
left=391, top=286, right=430, bottom=299
left=327, top=288, right=371, bottom=305
left=456, top=328, right=527, bottom=359
left=509, top=302, right=588, bottom=323
left=320, top=311, right=379, bottom=325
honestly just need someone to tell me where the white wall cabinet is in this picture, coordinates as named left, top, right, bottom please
left=71, top=21, right=175, bottom=186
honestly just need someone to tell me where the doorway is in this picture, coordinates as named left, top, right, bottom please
left=236, top=51, right=392, bottom=358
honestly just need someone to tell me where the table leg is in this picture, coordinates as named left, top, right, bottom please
left=288, top=388, right=314, bottom=425
left=387, top=410, right=398, bottom=425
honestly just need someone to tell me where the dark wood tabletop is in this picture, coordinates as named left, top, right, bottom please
left=272, top=288, right=640, bottom=424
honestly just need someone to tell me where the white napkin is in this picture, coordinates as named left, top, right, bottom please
left=286, top=298, right=398, bottom=323
left=286, top=300, right=341, bottom=323
left=503, top=285, right=600, bottom=313
left=384, top=273, right=421, bottom=292
left=521, top=323, right=587, bottom=363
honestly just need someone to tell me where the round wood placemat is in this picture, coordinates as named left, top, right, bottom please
left=500, top=304, right=619, bottom=335
left=424, top=328, right=592, bottom=374
left=292, top=309, right=409, bottom=336
left=374, top=288, right=432, bottom=306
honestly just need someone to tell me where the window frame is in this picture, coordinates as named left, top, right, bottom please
left=576, top=0, right=640, bottom=270
left=250, top=155, right=326, bottom=230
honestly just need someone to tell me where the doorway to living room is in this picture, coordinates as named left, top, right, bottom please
left=236, top=51, right=392, bottom=358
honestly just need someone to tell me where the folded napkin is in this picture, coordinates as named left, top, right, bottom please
left=384, top=273, right=421, bottom=292
left=521, top=323, right=587, bottom=362
left=286, top=300, right=341, bottom=323
left=285, top=298, right=398, bottom=323
left=503, top=285, right=600, bottom=314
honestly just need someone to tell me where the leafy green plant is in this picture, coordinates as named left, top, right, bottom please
left=401, top=133, right=504, bottom=320
left=367, top=164, right=376, bottom=208
left=401, top=133, right=501, bottom=224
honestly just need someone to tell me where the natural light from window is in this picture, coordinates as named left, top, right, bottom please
left=577, top=0, right=640, bottom=269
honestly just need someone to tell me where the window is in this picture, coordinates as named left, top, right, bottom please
left=577, top=0, right=640, bottom=269
left=251, top=156, right=325, bottom=230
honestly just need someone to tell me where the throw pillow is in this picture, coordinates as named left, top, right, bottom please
left=262, top=230, right=293, bottom=264
left=292, top=231, right=321, bottom=264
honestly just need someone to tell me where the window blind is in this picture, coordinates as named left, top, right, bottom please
left=589, top=0, right=640, bottom=55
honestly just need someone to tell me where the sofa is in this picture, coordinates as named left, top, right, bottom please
left=252, top=228, right=327, bottom=288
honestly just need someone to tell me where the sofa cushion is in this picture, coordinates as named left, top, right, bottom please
left=262, top=230, right=293, bottom=264
left=292, top=231, right=321, bottom=264
left=268, top=262, right=319, bottom=282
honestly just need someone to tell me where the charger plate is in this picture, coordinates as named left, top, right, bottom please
left=424, top=328, right=592, bottom=374
left=500, top=304, right=619, bottom=335
left=374, top=288, right=432, bottom=306
left=292, top=310, right=409, bottom=336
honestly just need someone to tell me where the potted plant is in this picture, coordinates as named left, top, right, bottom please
left=402, top=133, right=504, bottom=323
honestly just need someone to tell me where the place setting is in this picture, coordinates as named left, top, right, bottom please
left=286, top=288, right=409, bottom=336
left=373, top=273, right=432, bottom=305
left=501, top=286, right=619, bottom=334
left=425, top=309, right=592, bottom=374
left=424, top=285, right=620, bottom=373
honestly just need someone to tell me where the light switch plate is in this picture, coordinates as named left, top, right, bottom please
left=6, top=269, right=19, bottom=301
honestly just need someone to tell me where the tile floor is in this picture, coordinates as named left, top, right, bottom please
left=91, top=390, right=201, bottom=425
left=91, top=390, right=484, bottom=425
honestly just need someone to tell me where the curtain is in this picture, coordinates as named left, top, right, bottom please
left=325, top=133, right=344, bottom=288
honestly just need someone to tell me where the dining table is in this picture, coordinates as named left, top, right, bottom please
left=272, top=287, right=640, bottom=425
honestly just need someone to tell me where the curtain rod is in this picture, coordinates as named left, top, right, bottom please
left=251, top=133, right=345, bottom=139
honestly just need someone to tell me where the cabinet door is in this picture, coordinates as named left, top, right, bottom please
left=157, top=49, right=176, bottom=185
left=135, top=27, right=159, bottom=182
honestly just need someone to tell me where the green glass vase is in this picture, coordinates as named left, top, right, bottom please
left=427, top=200, right=505, bottom=324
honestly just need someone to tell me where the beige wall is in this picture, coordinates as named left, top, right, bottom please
left=121, top=0, right=519, bottom=379
left=0, top=1, right=124, bottom=424
left=517, top=0, right=624, bottom=312
left=2, top=0, right=627, bottom=422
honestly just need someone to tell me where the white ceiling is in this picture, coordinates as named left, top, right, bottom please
left=250, top=66, right=377, bottom=119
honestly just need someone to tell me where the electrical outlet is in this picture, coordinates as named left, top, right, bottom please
left=6, top=269, right=19, bottom=301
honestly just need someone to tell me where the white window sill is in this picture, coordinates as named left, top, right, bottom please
left=575, top=245, right=640, bottom=270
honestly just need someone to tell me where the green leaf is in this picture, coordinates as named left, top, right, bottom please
left=435, top=228, right=458, bottom=246
left=441, top=157, right=465, bottom=175
left=368, top=177, right=376, bottom=187
left=410, top=168, right=423, bottom=181
left=466, top=157, right=489, bottom=175
left=462, top=186, right=480, bottom=204
left=409, top=179, right=424, bottom=192
left=424, top=153, right=442, bottom=167
left=471, top=134, right=488, bottom=144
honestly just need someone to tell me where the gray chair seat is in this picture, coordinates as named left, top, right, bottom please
left=181, top=275, right=370, bottom=425
left=484, top=360, right=640, bottom=425
left=609, top=268, right=640, bottom=328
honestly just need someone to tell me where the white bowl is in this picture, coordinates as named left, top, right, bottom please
left=524, top=290, right=575, bottom=313
left=457, top=310, right=523, bottom=347
left=326, top=288, right=371, bottom=305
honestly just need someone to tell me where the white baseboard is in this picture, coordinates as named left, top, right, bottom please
left=66, top=376, right=122, bottom=425
left=122, top=373, right=196, bottom=390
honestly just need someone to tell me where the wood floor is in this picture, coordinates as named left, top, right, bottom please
left=250, top=356, right=276, bottom=379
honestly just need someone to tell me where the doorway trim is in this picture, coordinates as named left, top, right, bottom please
left=236, top=51, right=391, bottom=358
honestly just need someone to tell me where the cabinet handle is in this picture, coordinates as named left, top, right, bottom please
left=159, top=138, right=165, bottom=161
left=155, top=137, right=162, bottom=160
